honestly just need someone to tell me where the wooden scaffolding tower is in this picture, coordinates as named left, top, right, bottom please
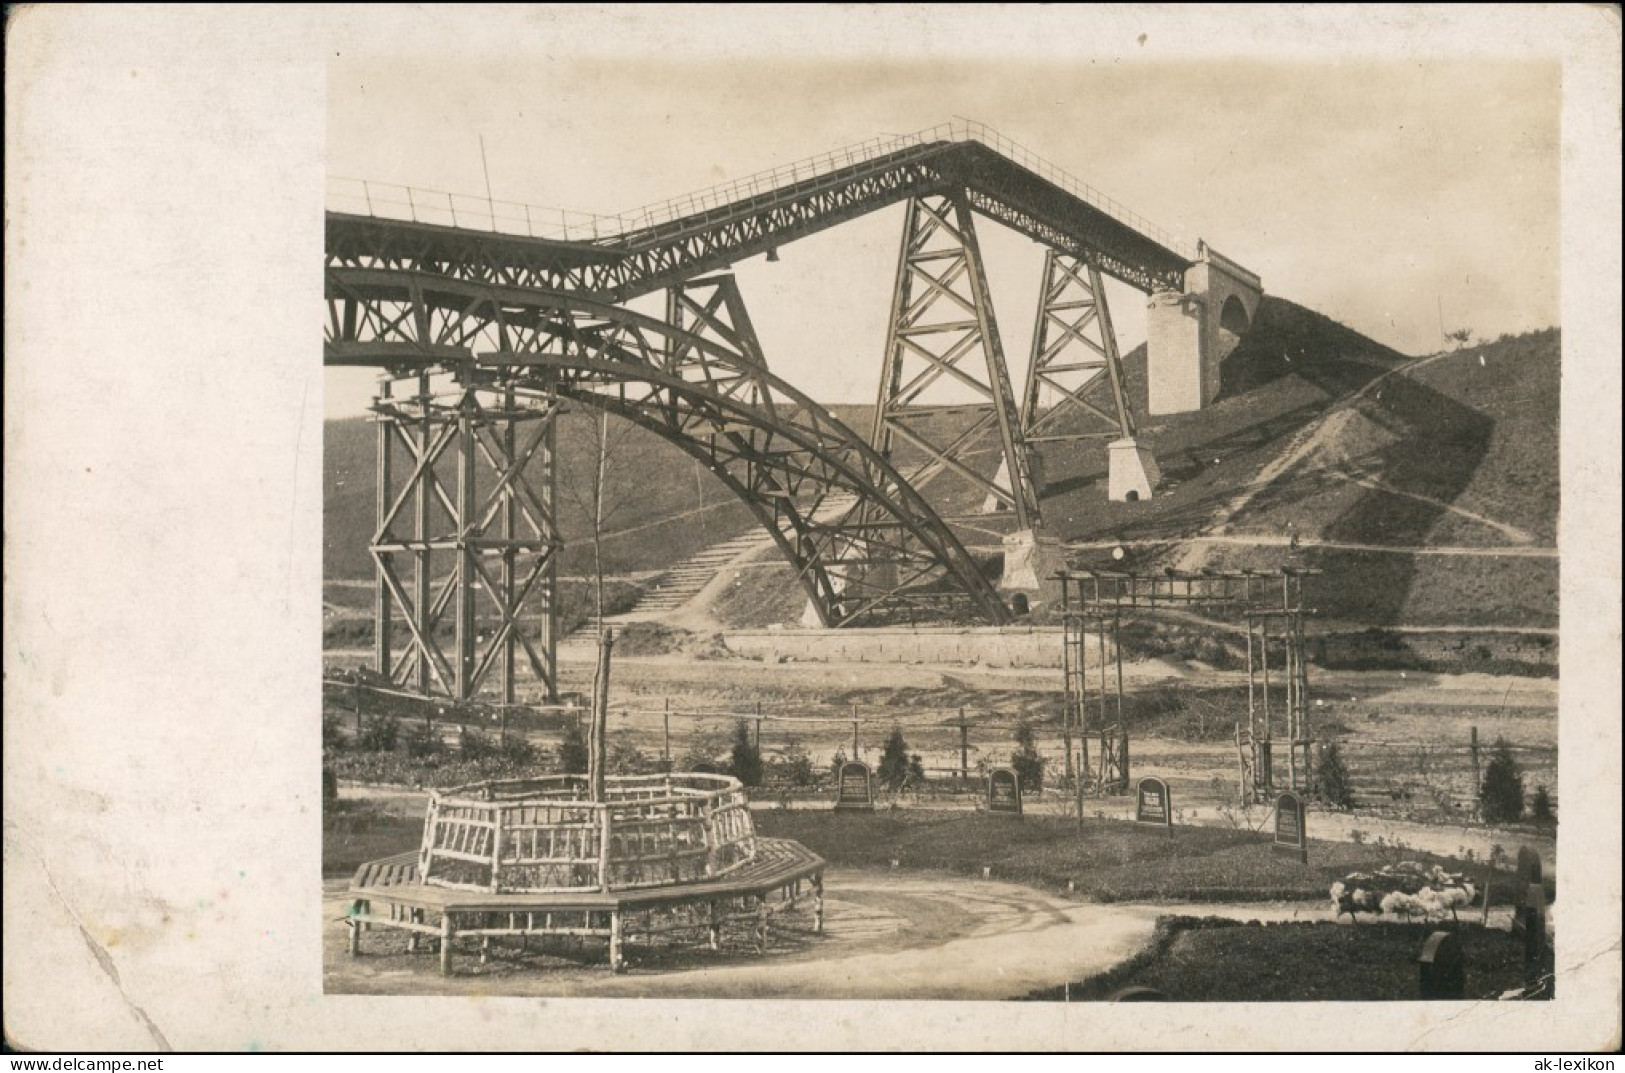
left=1058, top=567, right=1319, bottom=807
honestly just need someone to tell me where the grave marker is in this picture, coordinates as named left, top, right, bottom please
left=1135, top=776, right=1174, bottom=838
left=987, top=767, right=1022, bottom=816
left=1273, top=791, right=1308, bottom=864
left=1515, top=845, right=1544, bottom=909
left=1512, top=845, right=1547, bottom=957
left=1521, top=881, right=1549, bottom=983
left=833, top=761, right=874, bottom=812
left=1417, top=930, right=1466, bottom=1000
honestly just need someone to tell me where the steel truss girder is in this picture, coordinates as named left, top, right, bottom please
left=965, top=191, right=1182, bottom=293
left=328, top=266, right=1009, bottom=628
left=871, top=194, right=1040, bottom=529
left=324, top=142, right=1193, bottom=308
left=325, top=150, right=952, bottom=306
left=1018, top=250, right=1136, bottom=454
left=370, top=374, right=560, bottom=702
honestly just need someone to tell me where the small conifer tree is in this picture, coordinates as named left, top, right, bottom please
left=1479, top=736, right=1526, bottom=824
left=877, top=728, right=912, bottom=791
left=730, top=719, right=763, bottom=787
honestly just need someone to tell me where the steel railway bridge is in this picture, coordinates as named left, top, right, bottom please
left=325, top=120, right=1261, bottom=702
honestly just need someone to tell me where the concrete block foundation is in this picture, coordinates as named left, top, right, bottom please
left=1107, top=438, right=1161, bottom=502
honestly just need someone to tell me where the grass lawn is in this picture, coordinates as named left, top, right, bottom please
left=328, top=800, right=1546, bottom=909
left=324, top=800, right=421, bottom=879
left=1023, top=915, right=1552, bottom=1002
left=752, top=809, right=1532, bottom=906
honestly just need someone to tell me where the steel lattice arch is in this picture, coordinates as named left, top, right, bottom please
left=326, top=122, right=1258, bottom=702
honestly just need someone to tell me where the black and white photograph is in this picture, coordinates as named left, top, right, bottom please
left=6, top=3, right=1620, bottom=1054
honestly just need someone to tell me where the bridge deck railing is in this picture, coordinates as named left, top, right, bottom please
left=326, top=118, right=1193, bottom=257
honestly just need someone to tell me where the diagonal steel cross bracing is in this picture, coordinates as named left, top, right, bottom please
left=370, top=373, right=561, bottom=702
left=329, top=266, right=1011, bottom=653
left=325, top=127, right=1218, bottom=700
left=1019, top=250, right=1136, bottom=452
left=870, top=194, right=1040, bottom=529
left=324, top=141, right=1190, bottom=311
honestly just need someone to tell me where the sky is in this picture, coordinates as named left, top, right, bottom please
left=324, top=16, right=1560, bottom=418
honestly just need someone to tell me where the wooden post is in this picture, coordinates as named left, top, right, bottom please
left=354, top=680, right=364, bottom=735
left=755, top=702, right=763, bottom=750
left=708, top=900, right=721, bottom=950
left=608, top=911, right=624, bottom=973
left=1260, top=616, right=1273, bottom=791
left=1286, top=618, right=1298, bottom=790
left=590, top=629, right=613, bottom=802
left=347, top=902, right=362, bottom=956
left=490, top=804, right=504, bottom=893
left=1470, top=726, right=1481, bottom=813
left=1097, top=619, right=1108, bottom=750
left=1115, top=612, right=1127, bottom=790
left=959, top=710, right=969, bottom=783
left=663, top=698, right=671, bottom=769
left=851, top=706, right=859, bottom=759
left=599, top=803, right=614, bottom=894
left=1246, top=614, right=1257, bottom=755
left=813, top=873, right=825, bottom=934
left=440, top=914, right=454, bottom=976
left=754, top=898, right=770, bottom=954
left=1235, top=723, right=1248, bottom=806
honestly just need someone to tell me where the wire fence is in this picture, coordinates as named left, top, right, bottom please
left=324, top=117, right=1194, bottom=256
left=321, top=677, right=1557, bottom=816
left=323, top=676, right=1076, bottom=791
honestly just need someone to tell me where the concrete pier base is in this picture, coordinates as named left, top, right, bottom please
left=999, top=529, right=1065, bottom=594
left=1107, top=438, right=1161, bottom=502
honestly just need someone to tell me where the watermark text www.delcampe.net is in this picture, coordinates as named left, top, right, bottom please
left=10, top=1061, right=163, bottom=1071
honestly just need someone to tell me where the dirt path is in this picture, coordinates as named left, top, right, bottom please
left=323, top=867, right=1320, bottom=999
left=1069, top=532, right=1556, bottom=560
left=1173, top=348, right=1507, bottom=572
left=1328, top=470, right=1538, bottom=545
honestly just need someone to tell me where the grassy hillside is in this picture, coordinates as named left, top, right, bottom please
left=1181, top=329, right=1560, bottom=628
left=325, top=311, right=1559, bottom=633
left=1032, top=296, right=1414, bottom=545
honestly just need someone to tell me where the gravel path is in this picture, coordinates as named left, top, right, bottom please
left=323, top=867, right=1323, bottom=999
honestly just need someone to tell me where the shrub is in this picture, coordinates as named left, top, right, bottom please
left=459, top=725, right=495, bottom=762
left=554, top=721, right=589, bottom=774
left=609, top=737, right=652, bottom=776
left=500, top=732, right=539, bottom=769
left=877, top=728, right=912, bottom=791
left=322, top=766, right=338, bottom=803
left=357, top=713, right=399, bottom=753
left=829, top=747, right=848, bottom=782
left=322, top=713, right=348, bottom=753
left=1315, top=741, right=1355, bottom=809
left=1011, top=721, right=1043, bottom=794
left=1479, top=737, right=1525, bottom=824
left=402, top=720, right=440, bottom=760
left=775, top=737, right=816, bottom=787
left=729, top=720, right=763, bottom=787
